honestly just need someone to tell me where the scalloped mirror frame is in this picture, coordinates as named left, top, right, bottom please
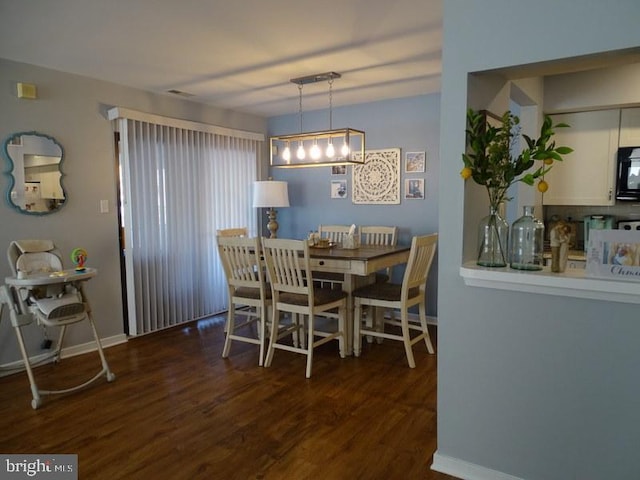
left=3, top=131, right=66, bottom=215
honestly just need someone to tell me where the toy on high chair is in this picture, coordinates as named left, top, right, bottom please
left=71, top=247, right=87, bottom=272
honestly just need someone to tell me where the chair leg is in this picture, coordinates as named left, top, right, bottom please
left=221, top=306, right=235, bottom=359
left=338, top=305, right=346, bottom=359
left=258, top=305, right=267, bottom=367
left=85, top=315, right=116, bottom=385
left=365, top=306, right=374, bottom=344
left=401, top=310, right=416, bottom=368
left=419, top=303, right=435, bottom=354
left=305, top=314, right=314, bottom=378
left=374, top=307, right=385, bottom=344
left=13, top=325, right=42, bottom=409
left=353, top=300, right=362, bottom=357
left=264, top=306, right=279, bottom=368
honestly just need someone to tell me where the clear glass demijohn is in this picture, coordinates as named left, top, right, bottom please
left=477, top=205, right=509, bottom=267
left=509, top=206, right=545, bottom=270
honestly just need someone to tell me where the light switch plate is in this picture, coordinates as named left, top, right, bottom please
left=100, top=199, right=109, bottom=213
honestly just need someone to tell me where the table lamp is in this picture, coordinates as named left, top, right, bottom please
left=253, top=180, right=290, bottom=238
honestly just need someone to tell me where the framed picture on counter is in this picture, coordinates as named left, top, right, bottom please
left=585, top=229, right=640, bottom=281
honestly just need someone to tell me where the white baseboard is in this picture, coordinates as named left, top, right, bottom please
left=0, top=333, right=128, bottom=377
left=59, top=333, right=128, bottom=359
left=431, top=451, right=524, bottom=480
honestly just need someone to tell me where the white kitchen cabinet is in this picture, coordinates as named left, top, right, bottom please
left=619, top=107, right=640, bottom=147
left=543, top=109, right=619, bottom=206
left=39, top=171, right=64, bottom=199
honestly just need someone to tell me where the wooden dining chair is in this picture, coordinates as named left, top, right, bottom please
left=352, top=233, right=438, bottom=368
left=217, top=227, right=248, bottom=237
left=318, top=224, right=354, bottom=244
left=360, top=225, right=398, bottom=247
left=216, top=235, right=270, bottom=366
left=360, top=225, right=398, bottom=282
left=262, top=237, right=347, bottom=378
left=315, top=225, right=357, bottom=288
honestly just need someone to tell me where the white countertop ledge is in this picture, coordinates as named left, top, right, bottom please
left=460, top=262, right=640, bottom=304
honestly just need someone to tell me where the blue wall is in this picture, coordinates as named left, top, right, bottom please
left=267, top=94, right=440, bottom=242
left=267, top=94, right=441, bottom=315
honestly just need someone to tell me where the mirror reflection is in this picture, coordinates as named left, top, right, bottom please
left=4, top=132, right=66, bottom=214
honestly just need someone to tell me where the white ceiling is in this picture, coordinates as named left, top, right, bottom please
left=0, top=0, right=443, bottom=118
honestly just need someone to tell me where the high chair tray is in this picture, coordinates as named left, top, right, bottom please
left=6, top=267, right=97, bottom=286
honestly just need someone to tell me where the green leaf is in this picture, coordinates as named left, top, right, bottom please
left=555, top=146, right=573, bottom=155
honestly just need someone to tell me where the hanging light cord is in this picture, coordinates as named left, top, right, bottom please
left=298, top=84, right=304, bottom=133
left=328, top=78, right=334, bottom=130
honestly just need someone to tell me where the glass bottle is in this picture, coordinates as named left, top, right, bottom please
left=477, top=206, right=509, bottom=267
left=509, top=206, right=545, bottom=270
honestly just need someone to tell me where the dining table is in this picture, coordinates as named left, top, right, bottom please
left=308, top=244, right=411, bottom=355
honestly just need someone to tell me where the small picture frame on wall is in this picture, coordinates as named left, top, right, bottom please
left=331, top=180, right=347, bottom=199
left=331, top=165, right=347, bottom=175
left=405, top=151, right=426, bottom=173
left=405, top=179, right=424, bottom=199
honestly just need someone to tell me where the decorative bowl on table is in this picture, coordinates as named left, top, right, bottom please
left=315, top=238, right=332, bottom=248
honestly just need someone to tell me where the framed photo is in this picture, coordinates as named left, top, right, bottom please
left=586, top=229, right=640, bottom=281
left=405, top=151, right=425, bottom=173
left=331, top=165, right=346, bottom=175
left=331, top=180, right=347, bottom=199
left=404, top=178, right=424, bottom=200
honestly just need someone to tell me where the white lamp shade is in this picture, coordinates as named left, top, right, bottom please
left=253, top=181, right=290, bottom=208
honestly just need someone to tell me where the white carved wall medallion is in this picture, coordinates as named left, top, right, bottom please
left=352, top=148, right=400, bottom=204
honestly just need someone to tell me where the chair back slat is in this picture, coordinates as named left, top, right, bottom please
left=360, top=226, right=398, bottom=246
left=216, top=236, right=264, bottom=290
left=401, top=233, right=438, bottom=295
left=262, top=238, right=309, bottom=296
left=318, top=225, right=354, bottom=243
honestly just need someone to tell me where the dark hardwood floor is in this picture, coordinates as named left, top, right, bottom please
left=0, top=316, right=456, bottom=479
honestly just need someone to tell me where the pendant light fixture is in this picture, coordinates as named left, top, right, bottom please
left=270, top=72, right=365, bottom=168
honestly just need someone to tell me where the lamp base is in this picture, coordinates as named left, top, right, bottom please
left=266, top=209, right=279, bottom=238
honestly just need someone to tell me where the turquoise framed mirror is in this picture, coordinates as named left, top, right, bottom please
left=3, top=132, right=66, bottom=215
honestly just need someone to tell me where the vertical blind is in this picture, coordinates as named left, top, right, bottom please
left=114, top=110, right=261, bottom=335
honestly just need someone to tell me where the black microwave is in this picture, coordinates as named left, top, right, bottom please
left=616, top=146, right=640, bottom=201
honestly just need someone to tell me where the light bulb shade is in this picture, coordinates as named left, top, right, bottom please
left=270, top=128, right=365, bottom=168
left=252, top=181, right=290, bottom=208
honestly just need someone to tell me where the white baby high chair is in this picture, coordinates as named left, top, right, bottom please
left=0, top=240, right=115, bottom=409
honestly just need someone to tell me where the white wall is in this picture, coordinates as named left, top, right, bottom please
left=436, top=1, right=640, bottom=479
left=0, top=58, right=266, bottom=365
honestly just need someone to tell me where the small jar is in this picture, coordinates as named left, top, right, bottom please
left=509, top=206, right=545, bottom=270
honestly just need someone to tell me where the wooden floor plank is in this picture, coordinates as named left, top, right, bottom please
left=0, top=316, right=457, bottom=479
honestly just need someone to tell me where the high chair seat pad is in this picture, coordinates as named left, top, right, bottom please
left=16, top=252, right=62, bottom=274
left=33, top=292, right=83, bottom=316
